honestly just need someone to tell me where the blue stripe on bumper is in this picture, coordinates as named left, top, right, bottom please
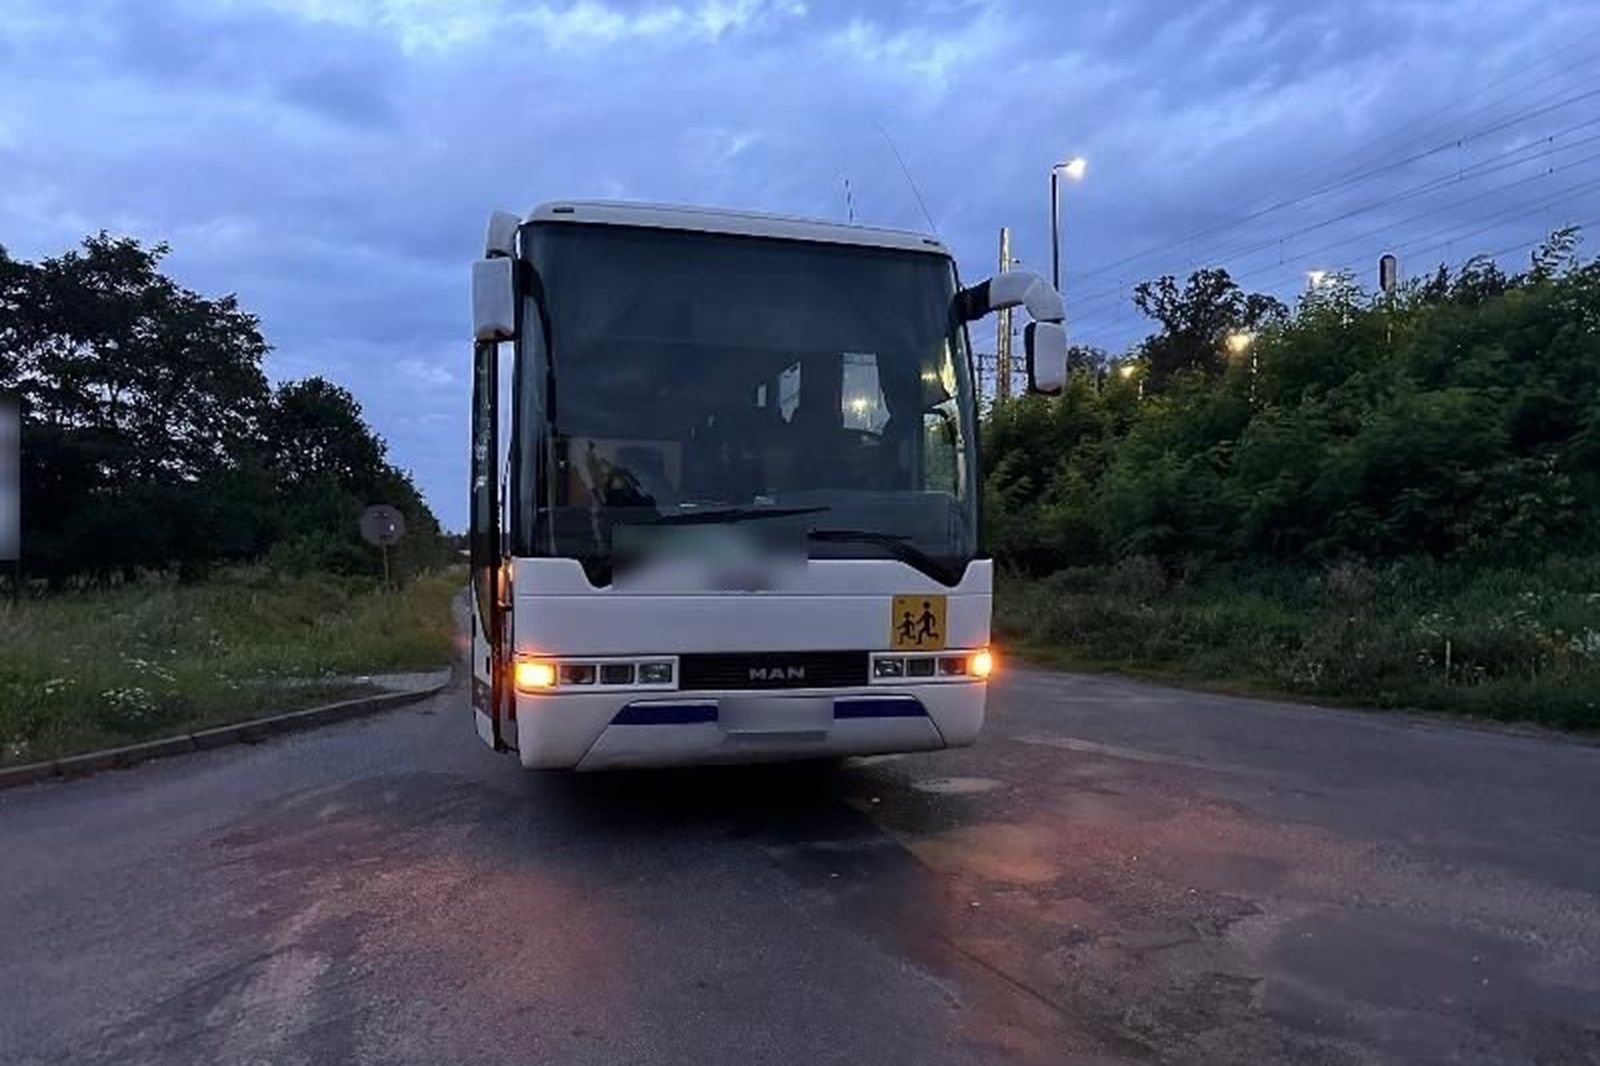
left=612, top=703, right=717, bottom=725
left=833, top=697, right=928, bottom=720
left=613, top=696, right=928, bottom=725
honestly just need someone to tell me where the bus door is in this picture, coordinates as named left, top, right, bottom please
left=470, top=338, right=512, bottom=750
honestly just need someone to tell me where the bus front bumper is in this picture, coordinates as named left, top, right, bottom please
left=514, top=683, right=986, bottom=771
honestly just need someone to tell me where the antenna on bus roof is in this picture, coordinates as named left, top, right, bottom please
left=874, top=122, right=938, bottom=238
left=835, top=172, right=856, bottom=224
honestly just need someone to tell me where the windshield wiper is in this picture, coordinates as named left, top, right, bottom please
left=806, top=528, right=965, bottom=584
left=644, top=505, right=830, bottom=527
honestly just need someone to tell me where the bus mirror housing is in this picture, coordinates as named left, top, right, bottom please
left=956, top=270, right=1066, bottom=394
left=1024, top=322, right=1067, bottom=394
left=472, top=258, right=516, bottom=342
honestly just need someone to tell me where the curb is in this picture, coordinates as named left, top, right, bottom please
left=0, top=679, right=452, bottom=793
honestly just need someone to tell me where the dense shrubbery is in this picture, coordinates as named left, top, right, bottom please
left=985, top=232, right=1600, bottom=726
left=999, top=556, right=1600, bottom=729
left=984, top=231, right=1600, bottom=571
left=0, top=234, right=450, bottom=585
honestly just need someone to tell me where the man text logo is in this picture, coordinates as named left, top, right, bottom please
left=749, top=666, right=807, bottom=682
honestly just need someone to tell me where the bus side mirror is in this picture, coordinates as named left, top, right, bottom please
left=1024, top=322, right=1067, bottom=394
left=472, top=258, right=516, bottom=342
left=957, top=271, right=1066, bottom=393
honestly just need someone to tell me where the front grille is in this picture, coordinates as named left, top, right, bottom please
left=678, top=651, right=869, bottom=691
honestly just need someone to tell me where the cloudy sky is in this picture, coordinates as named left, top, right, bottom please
left=4, top=0, right=1596, bottom=528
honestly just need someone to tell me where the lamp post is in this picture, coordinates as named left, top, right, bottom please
left=1050, top=157, right=1087, bottom=294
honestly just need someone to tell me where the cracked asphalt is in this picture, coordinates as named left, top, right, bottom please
left=3, top=667, right=1599, bottom=1064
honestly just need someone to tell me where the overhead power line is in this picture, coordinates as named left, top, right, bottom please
left=1070, top=58, right=1600, bottom=286
left=1069, top=137, right=1600, bottom=322
left=1332, top=185, right=1600, bottom=274
left=1251, top=172, right=1600, bottom=286
left=1069, top=118, right=1600, bottom=313
left=1071, top=184, right=1600, bottom=337
left=1058, top=29, right=1600, bottom=347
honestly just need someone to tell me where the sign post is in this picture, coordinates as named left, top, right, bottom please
left=359, top=504, right=406, bottom=590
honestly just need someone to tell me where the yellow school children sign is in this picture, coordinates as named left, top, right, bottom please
left=890, top=594, right=947, bottom=651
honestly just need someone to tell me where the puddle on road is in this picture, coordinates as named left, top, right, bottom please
left=910, top=776, right=1005, bottom=796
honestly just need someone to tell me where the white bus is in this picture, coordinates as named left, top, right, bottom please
left=469, top=201, right=1066, bottom=770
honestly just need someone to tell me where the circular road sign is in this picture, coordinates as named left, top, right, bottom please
left=360, top=504, right=406, bottom=547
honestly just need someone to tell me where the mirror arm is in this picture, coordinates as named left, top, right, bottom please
left=956, top=271, right=1064, bottom=325
left=485, top=210, right=520, bottom=258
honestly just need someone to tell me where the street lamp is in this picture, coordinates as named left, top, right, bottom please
left=1050, top=157, right=1087, bottom=293
left=1117, top=361, right=1144, bottom=400
left=1226, top=330, right=1259, bottom=398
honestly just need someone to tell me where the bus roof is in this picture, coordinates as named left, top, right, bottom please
left=525, top=200, right=949, bottom=257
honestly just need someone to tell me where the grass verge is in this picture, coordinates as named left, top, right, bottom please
left=1, top=567, right=463, bottom=766
left=996, top=556, right=1600, bottom=733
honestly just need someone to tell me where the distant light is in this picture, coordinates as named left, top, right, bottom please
left=1119, top=363, right=1138, bottom=379
left=848, top=397, right=871, bottom=414
left=1225, top=331, right=1256, bottom=355
left=969, top=648, right=995, bottom=679
left=1058, top=157, right=1088, bottom=181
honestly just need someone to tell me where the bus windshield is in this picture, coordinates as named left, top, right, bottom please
left=516, top=223, right=977, bottom=583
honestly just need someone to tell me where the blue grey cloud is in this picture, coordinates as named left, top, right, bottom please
left=2, top=0, right=1592, bottom=527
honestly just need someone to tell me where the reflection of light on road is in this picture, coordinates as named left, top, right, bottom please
left=909, top=777, right=1004, bottom=795
left=907, top=824, right=1058, bottom=884
left=211, top=777, right=643, bottom=1057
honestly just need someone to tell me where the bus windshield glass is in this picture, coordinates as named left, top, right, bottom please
left=517, top=223, right=977, bottom=581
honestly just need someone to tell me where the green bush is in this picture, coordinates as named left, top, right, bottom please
left=984, top=235, right=1600, bottom=573
left=996, top=558, right=1600, bottom=729
left=983, top=237, right=1600, bottom=726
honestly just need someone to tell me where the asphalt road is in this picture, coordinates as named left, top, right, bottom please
left=4, top=669, right=1599, bottom=1065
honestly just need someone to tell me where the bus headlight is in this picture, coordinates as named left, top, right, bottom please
left=514, top=659, right=558, bottom=691
left=559, top=664, right=597, bottom=686
left=638, top=661, right=674, bottom=685
left=871, top=650, right=991, bottom=683
left=515, top=657, right=676, bottom=691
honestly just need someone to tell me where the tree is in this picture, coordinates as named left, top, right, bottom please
left=1065, top=344, right=1108, bottom=376
left=1132, top=268, right=1286, bottom=386
left=7, top=234, right=269, bottom=481
left=264, top=377, right=446, bottom=578
left=0, top=234, right=449, bottom=582
left=0, top=235, right=274, bottom=580
left=267, top=378, right=389, bottom=491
